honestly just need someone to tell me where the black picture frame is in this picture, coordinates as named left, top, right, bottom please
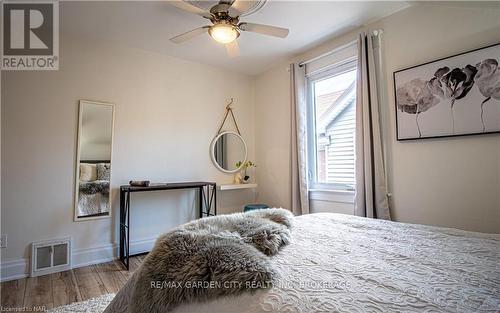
left=393, top=42, right=500, bottom=141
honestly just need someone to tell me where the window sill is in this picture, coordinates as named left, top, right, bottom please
left=308, top=189, right=355, bottom=204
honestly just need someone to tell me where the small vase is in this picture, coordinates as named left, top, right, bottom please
left=233, top=172, right=242, bottom=184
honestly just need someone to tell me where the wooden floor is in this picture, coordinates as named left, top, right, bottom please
left=0, top=255, right=145, bottom=311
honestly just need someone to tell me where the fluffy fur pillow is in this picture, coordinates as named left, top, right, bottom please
left=80, top=163, right=97, bottom=182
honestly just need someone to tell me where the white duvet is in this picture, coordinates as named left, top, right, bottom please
left=108, top=213, right=500, bottom=313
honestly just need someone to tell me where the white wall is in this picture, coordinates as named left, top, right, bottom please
left=254, top=4, right=500, bottom=233
left=1, top=34, right=256, bottom=279
left=254, top=62, right=292, bottom=209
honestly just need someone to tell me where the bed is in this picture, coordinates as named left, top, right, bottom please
left=78, top=180, right=110, bottom=216
left=77, top=161, right=111, bottom=217
left=107, top=213, right=500, bottom=313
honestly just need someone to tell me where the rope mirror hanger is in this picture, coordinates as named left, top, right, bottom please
left=211, top=98, right=248, bottom=174
left=216, top=98, right=241, bottom=135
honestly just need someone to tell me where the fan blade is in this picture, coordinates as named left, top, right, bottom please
left=239, top=22, right=289, bottom=38
left=228, top=0, right=257, bottom=17
left=170, top=26, right=209, bottom=44
left=168, top=1, right=212, bottom=19
left=225, top=41, right=240, bottom=58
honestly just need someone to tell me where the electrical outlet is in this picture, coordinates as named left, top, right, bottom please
left=0, top=234, right=7, bottom=248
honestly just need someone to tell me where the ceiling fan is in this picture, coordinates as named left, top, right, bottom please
left=168, top=0, right=289, bottom=57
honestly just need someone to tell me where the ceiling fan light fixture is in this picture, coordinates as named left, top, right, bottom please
left=209, top=23, right=240, bottom=44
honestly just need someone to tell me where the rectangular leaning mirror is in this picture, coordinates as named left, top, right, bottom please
left=74, top=100, right=115, bottom=221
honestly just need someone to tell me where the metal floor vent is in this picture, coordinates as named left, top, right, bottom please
left=31, top=237, right=71, bottom=277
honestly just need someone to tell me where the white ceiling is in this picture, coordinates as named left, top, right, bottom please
left=61, top=1, right=410, bottom=76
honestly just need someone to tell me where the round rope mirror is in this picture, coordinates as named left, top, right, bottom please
left=210, top=130, right=247, bottom=173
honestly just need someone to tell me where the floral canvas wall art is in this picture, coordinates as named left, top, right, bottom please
left=394, top=43, right=500, bottom=140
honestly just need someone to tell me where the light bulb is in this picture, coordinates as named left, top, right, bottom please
left=209, top=23, right=239, bottom=44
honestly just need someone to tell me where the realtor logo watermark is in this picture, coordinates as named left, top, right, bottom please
left=1, top=1, right=59, bottom=70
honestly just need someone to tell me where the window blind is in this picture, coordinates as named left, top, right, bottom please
left=304, top=41, right=357, bottom=77
left=325, top=100, right=356, bottom=187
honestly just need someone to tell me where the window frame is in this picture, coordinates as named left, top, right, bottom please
left=306, top=58, right=358, bottom=193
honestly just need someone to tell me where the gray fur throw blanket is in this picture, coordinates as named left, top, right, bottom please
left=79, top=181, right=109, bottom=194
left=107, top=208, right=294, bottom=313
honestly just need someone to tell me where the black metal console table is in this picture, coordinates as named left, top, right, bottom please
left=119, top=181, right=216, bottom=269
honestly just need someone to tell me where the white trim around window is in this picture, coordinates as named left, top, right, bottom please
left=309, top=189, right=355, bottom=203
left=306, top=59, right=358, bottom=199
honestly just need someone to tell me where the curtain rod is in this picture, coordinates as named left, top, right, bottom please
left=298, top=29, right=383, bottom=67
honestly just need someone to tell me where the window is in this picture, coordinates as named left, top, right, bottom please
left=307, top=61, right=357, bottom=192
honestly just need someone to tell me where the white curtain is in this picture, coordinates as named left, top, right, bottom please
left=354, top=32, right=391, bottom=220
left=290, top=63, right=310, bottom=215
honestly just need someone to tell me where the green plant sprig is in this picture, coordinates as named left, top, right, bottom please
left=235, top=160, right=257, bottom=169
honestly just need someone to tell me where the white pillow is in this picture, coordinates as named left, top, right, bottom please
left=80, top=163, right=97, bottom=181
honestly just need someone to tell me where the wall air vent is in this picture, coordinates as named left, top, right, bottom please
left=30, top=237, right=71, bottom=277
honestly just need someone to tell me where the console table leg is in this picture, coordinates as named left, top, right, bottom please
left=126, top=191, right=130, bottom=270
left=214, top=184, right=217, bottom=216
left=199, top=187, right=203, bottom=218
left=119, top=189, right=124, bottom=264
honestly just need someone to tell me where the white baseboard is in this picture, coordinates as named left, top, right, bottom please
left=128, top=236, right=157, bottom=255
left=0, top=259, right=28, bottom=282
left=0, top=237, right=157, bottom=282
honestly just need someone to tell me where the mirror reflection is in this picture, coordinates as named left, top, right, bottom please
left=75, top=101, right=114, bottom=220
left=213, top=132, right=247, bottom=172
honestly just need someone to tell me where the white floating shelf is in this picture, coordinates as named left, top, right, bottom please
left=219, top=183, right=258, bottom=191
